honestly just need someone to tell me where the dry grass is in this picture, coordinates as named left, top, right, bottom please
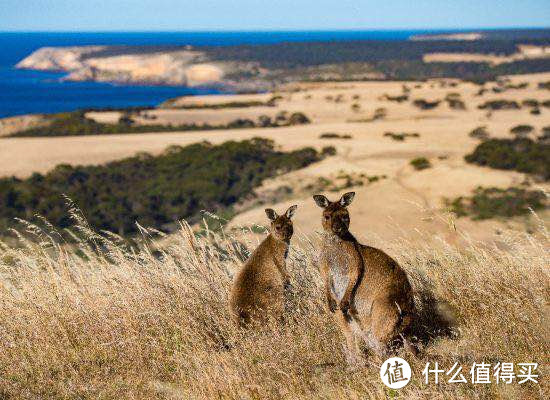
left=0, top=209, right=548, bottom=399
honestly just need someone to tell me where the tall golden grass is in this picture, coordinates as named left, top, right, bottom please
left=0, top=208, right=548, bottom=399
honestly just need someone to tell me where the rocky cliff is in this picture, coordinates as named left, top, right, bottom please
left=16, top=46, right=263, bottom=88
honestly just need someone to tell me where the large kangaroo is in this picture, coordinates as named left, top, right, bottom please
left=229, top=205, right=297, bottom=327
left=313, top=192, right=416, bottom=359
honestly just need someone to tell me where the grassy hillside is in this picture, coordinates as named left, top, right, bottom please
left=0, top=138, right=323, bottom=234
left=0, top=217, right=547, bottom=399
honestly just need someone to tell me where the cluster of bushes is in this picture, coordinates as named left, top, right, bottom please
left=9, top=110, right=310, bottom=137
left=384, top=132, right=420, bottom=141
left=319, top=133, right=352, bottom=139
left=447, top=186, right=547, bottom=220
left=0, top=138, right=326, bottom=234
left=491, top=81, right=528, bottom=93
left=465, top=137, right=549, bottom=180
left=305, top=172, right=386, bottom=193
left=410, top=157, right=431, bottom=170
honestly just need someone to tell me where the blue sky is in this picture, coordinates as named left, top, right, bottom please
left=1, top=0, right=549, bottom=31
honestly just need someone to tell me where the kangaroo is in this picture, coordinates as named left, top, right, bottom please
left=313, top=192, right=416, bottom=360
left=229, top=205, right=297, bottom=327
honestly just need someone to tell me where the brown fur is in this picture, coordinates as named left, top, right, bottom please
left=313, top=192, right=416, bottom=359
left=229, top=205, right=297, bottom=327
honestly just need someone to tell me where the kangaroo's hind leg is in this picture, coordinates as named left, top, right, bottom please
left=333, top=310, right=363, bottom=365
left=369, top=297, right=404, bottom=357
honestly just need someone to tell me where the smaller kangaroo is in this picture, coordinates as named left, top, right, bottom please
left=313, top=192, right=416, bottom=360
left=229, top=205, right=297, bottom=327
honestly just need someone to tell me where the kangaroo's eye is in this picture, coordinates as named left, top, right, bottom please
left=275, top=225, right=282, bottom=230
left=324, top=215, right=330, bottom=220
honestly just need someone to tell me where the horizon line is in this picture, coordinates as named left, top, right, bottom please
left=1, top=26, right=550, bottom=34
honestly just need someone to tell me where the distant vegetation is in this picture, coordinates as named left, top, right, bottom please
left=447, top=186, right=547, bottom=219
left=382, top=94, right=409, bottom=102
left=320, top=146, right=337, bottom=156
left=412, top=99, right=440, bottom=110
left=9, top=110, right=310, bottom=137
left=161, top=96, right=282, bottom=109
left=469, top=126, right=490, bottom=140
left=510, top=124, right=534, bottom=137
left=410, top=157, right=431, bottom=170
left=319, top=133, right=352, bottom=139
left=305, top=172, right=386, bottom=193
left=465, top=138, right=549, bottom=180
left=0, top=138, right=325, bottom=234
left=384, top=132, right=420, bottom=141
left=349, top=107, right=387, bottom=123
left=477, top=100, right=520, bottom=110
left=522, top=99, right=539, bottom=108
left=445, top=94, right=466, bottom=110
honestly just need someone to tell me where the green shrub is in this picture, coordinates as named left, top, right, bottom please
left=319, top=133, right=352, bottom=139
left=477, top=100, right=520, bottom=110
left=510, top=124, right=534, bottom=137
left=383, top=94, right=408, bottom=102
left=384, top=132, right=420, bottom=141
left=410, top=157, right=431, bottom=170
left=522, top=99, right=539, bottom=108
left=412, top=99, right=440, bottom=110
left=446, top=98, right=466, bottom=110
left=469, top=126, right=490, bottom=140
left=321, top=146, right=337, bottom=156
left=287, top=112, right=311, bottom=125
left=0, top=138, right=325, bottom=234
left=465, top=138, right=550, bottom=180
left=447, top=187, right=547, bottom=220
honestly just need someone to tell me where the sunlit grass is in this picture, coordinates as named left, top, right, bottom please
left=0, top=207, right=548, bottom=399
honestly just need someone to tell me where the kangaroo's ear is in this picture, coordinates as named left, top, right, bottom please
left=285, top=205, right=298, bottom=219
left=265, top=208, right=278, bottom=221
left=340, top=192, right=355, bottom=207
left=313, top=194, right=330, bottom=208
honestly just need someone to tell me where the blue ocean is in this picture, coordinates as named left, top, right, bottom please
left=0, top=30, right=442, bottom=118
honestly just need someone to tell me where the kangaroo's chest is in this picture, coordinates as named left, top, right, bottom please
left=321, top=240, right=358, bottom=301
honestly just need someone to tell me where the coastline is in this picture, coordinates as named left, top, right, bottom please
left=4, top=29, right=550, bottom=118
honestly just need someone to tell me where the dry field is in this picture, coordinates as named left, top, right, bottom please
left=0, top=210, right=548, bottom=399
left=0, top=73, right=549, bottom=244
